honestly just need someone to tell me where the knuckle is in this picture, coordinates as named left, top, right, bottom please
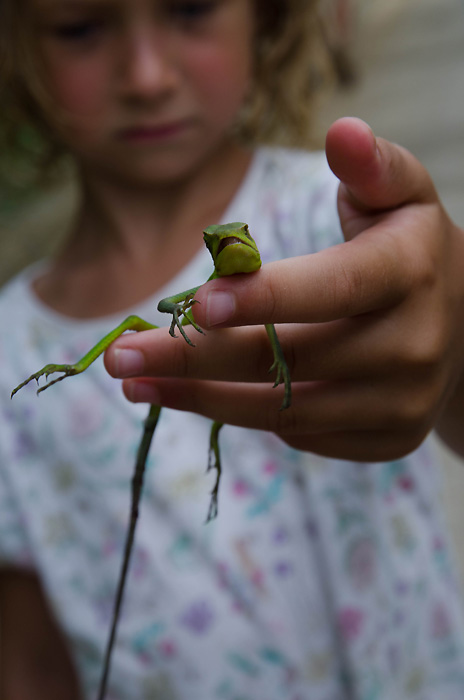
left=330, top=257, right=367, bottom=317
left=388, top=382, right=439, bottom=436
left=403, top=325, right=446, bottom=377
left=265, top=403, right=300, bottom=435
left=395, top=398, right=427, bottom=432
left=255, top=330, right=274, bottom=377
left=412, top=249, right=438, bottom=293
left=171, top=337, right=195, bottom=378
left=264, top=277, right=281, bottom=320
left=404, top=214, right=442, bottom=290
left=391, top=425, right=431, bottom=458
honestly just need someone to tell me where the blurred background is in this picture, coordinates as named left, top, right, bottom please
left=1, top=0, right=464, bottom=578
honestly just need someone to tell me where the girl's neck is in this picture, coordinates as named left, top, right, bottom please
left=34, top=143, right=253, bottom=319
left=68, top=142, right=251, bottom=263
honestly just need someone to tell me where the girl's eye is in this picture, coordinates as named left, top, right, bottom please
left=51, top=20, right=105, bottom=43
left=168, top=1, right=217, bottom=22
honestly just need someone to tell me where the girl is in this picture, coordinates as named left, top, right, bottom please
left=1, top=1, right=464, bottom=699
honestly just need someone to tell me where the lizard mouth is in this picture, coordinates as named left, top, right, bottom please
left=216, top=236, right=253, bottom=256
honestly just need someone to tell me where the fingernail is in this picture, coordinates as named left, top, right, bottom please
left=206, top=291, right=236, bottom=326
left=113, top=348, right=144, bottom=377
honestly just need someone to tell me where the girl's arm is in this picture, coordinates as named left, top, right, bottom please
left=104, top=118, right=464, bottom=463
left=0, top=569, right=82, bottom=700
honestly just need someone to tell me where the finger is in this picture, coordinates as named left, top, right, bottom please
left=121, top=375, right=432, bottom=448
left=284, top=429, right=421, bottom=462
left=105, top=324, right=292, bottom=382
left=124, top=376, right=431, bottom=460
left=325, top=117, right=437, bottom=214
left=104, top=316, right=386, bottom=384
left=106, top=302, right=438, bottom=388
left=192, top=234, right=412, bottom=329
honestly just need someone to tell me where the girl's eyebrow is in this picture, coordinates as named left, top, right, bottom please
left=32, top=0, right=124, bottom=21
left=34, top=0, right=118, bottom=10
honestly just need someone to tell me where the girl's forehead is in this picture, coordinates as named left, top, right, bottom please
left=32, top=0, right=148, bottom=9
left=31, top=0, right=114, bottom=11
left=29, top=0, right=170, bottom=17
left=31, top=0, right=244, bottom=6
left=30, top=0, right=255, bottom=19
left=33, top=0, right=132, bottom=6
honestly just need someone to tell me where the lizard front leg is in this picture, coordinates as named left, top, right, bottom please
left=157, top=287, right=205, bottom=346
left=11, top=315, right=157, bottom=397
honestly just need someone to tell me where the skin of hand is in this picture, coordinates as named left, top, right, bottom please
left=104, top=117, right=464, bottom=462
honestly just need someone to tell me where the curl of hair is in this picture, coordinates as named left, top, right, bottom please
left=239, top=0, right=333, bottom=147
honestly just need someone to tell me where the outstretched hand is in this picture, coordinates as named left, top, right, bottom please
left=104, top=118, right=464, bottom=461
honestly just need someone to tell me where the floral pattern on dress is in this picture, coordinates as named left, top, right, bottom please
left=1, top=148, right=464, bottom=699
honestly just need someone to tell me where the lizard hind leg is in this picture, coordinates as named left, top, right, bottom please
left=265, top=323, right=292, bottom=411
left=206, top=421, right=224, bottom=522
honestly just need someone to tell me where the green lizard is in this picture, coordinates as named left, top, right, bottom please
left=11, top=221, right=291, bottom=700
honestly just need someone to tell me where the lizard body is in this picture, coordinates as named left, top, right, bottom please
left=11, top=222, right=291, bottom=700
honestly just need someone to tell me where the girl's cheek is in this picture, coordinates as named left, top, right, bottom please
left=45, top=58, right=108, bottom=119
left=189, top=44, right=252, bottom=117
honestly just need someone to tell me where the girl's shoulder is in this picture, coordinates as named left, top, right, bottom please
left=255, top=145, right=334, bottom=188
left=0, top=262, right=116, bottom=391
left=0, top=261, right=47, bottom=309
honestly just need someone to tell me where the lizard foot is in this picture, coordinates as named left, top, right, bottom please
left=168, top=295, right=205, bottom=346
left=11, top=364, right=79, bottom=398
left=268, top=356, right=292, bottom=411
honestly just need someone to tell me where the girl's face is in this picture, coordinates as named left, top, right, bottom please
left=31, top=0, right=254, bottom=185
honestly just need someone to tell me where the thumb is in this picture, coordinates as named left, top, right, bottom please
left=325, top=117, right=437, bottom=222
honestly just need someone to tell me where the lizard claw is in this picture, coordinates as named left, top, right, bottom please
left=11, top=364, right=78, bottom=398
left=168, top=297, right=205, bottom=347
left=268, top=357, right=292, bottom=411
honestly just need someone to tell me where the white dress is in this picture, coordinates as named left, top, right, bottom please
left=1, top=148, right=464, bottom=700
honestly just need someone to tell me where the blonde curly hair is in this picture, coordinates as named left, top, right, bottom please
left=244, top=0, right=331, bottom=146
left=0, top=0, right=330, bottom=173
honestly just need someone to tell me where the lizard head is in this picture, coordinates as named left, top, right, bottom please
left=203, top=222, right=262, bottom=276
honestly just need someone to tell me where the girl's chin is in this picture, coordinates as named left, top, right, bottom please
left=79, top=140, right=236, bottom=188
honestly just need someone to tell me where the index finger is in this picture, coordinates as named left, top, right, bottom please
left=192, top=230, right=411, bottom=328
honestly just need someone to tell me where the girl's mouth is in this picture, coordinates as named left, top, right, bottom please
left=117, top=121, right=191, bottom=143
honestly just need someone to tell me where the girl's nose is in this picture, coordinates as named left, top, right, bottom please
left=119, top=28, right=179, bottom=99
